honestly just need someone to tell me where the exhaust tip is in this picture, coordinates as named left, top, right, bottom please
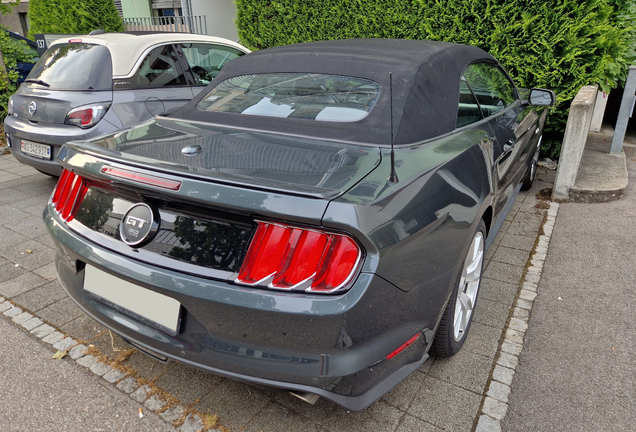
left=289, top=391, right=320, bottom=405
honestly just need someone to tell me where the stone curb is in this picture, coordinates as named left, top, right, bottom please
left=475, top=202, right=560, bottom=432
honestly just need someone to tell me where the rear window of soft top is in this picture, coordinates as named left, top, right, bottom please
left=26, top=43, right=112, bottom=91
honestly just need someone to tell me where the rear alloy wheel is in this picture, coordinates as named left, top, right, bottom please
left=521, top=146, right=540, bottom=191
left=430, top=220, right=486, bottom=357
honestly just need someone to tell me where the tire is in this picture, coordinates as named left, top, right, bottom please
left=520, top=145, right=540, bottom=191
left=430, top=219, right=486, bottom=357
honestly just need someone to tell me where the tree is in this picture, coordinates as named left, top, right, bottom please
left=28, top=0, right=123, bottom=38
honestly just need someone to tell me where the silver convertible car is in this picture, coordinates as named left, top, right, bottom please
left=45, top=39, right=554, bottom=410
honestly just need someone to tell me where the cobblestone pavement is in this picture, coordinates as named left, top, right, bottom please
left=0, top=153, right=555, bottom=431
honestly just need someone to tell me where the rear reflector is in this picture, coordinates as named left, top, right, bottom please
left=101, top=166, right=182, bottom=191
left=51, top=169, right=89, bottom=222
left=237, top=221, right=361, bottom=293
left=386, top=333, right=421, bottom=360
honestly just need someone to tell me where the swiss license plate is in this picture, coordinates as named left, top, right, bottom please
left=20, top=139, right=51, bottom=160
left=83, top=265, right=181, bottom=335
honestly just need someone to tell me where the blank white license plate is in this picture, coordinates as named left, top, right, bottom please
left=21, top=139, right=51, bottom=160
left=83, top=265, right=181, bottom=335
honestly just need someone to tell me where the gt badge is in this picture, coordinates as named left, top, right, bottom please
left=120, top=203, right=159, bottom=246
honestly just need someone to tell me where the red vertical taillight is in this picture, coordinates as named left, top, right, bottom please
left=237, top=221, right=362, bottom=293
left=51, top=168, right=89, bottom=222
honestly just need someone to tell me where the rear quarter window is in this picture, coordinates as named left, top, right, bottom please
left=27, top=43, right=112, bottom=91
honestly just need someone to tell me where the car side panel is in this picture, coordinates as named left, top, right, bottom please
left=323, top=126, right=494, bottom=294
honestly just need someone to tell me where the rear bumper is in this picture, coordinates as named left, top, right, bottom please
left=4, top=116, right=115, bottom=176
left=45, top=204, right=454, bottom=409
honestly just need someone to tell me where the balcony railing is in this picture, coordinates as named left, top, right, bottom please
left=122, top=15, right=208, bottom=35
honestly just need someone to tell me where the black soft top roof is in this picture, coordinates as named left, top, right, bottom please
left=173, top=39, right=495, bottom=145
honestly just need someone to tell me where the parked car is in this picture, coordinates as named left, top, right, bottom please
left=45, top=39, right=554, bottom=410
left=5, top=31, right=40, bottom=83
left=4, top=32, right=250, bottom=176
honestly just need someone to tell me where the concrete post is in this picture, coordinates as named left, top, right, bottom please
left=552, top=85, right=598, bottom=202
left=610, top=66, right=636, bottom=155
left=590, top=90, right=609, bottom=133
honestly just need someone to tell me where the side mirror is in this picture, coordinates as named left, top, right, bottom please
left=528, top=88, right=556, bottom=106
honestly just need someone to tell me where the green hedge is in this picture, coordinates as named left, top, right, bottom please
left=28, top=0, right=123, bottom=38
left=236, top=0, right=636, bottom=158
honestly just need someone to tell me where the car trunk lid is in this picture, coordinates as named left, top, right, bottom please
left=68, top=116, right=382, bottom=200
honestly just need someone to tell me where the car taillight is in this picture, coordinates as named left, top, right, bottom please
left=65, top=104, right=110, bottom=129
left=51, top=169, right=89, bottom=222
left=237, top=221, right=362, bottom=293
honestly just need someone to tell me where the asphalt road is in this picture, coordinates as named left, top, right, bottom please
left=0, top=316, right=176, bottom=432
left=502, top=146, right=636, bottom=431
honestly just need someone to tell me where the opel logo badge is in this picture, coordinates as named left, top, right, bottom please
left=28, top=101, right=37, bottom=115
left=120, top=203, right=159, bottom=247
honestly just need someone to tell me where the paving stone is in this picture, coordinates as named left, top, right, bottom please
left=241, top=401, right=319, bottom=432
left=11, top=311, right=32, bottom=325
left=103, top=368, right=127, bottom=384
left=519, top=289, right=537, bottom=301
left=144, top=395, right=167, bottom=412
left=497, top=352, right=519, bottom=370
left=482, top=396, right=508, bottom=421
left=499, top=233, right=537, bottom=252
left=516, top=298, right=533, bottom=310
left=53, top=337, right=77, bottom=352
left=32, top=262, right=57, bottom=280
left=462, top=322, right=502, bottom=358
left=505, top=328, right=524, bottom=345
left=508, top=317, right=528, bottom=333
left=429, top=349, right=493, bottom=393
left=130, top=384, right=152, bottom=403
left=382, top=366, right=426, bottom=410
left=0, top=272, right=47, bottom=297
left=524, top=272, right=541, bottom=284
left=483, top=261, right=525, bottom=285
left=322, top=401, right=404, bottom=432
left=68, top=344, right=89, bottom=360
left=21, top=317, right=43, bottom=331
left=479, top=278, right=518, bottom=306
left=475, top=414, right=502, bottom=432
left=395, top=414, right=443, bottom=432
left=0, top=301, right=12, bottom=312
left=491, top=246, right=530, bottom=267
left=408, top=377, right=482, bottom=432
left=522, top=281, right=538, bottom=292
left=89, top=361, right=113, bottom=377
left=4, top=306, right=23, bottom=317
left=41, top=330, right=64, bottom=345
left=38, top=297, right=84, bottom=327
left=76, top=354, right=98, bottom=368
left=473, top=298, right=510, bottom=329
left=13, top=280, right=66, bottom=312
left=533, top=251, right=547, bottom=261
left=525, top=266, right=541, bottom=275
left=492, top=365, right=514, bottom=386
left=60, top=314, right=106, bottom=342
left=155, top=361, right=222, bottom=405
left=116, top=377, right=140, bottom=394
left=512, top=307, right=530, bottom=320
left=0, top=239, right=55, bottom=270
left=0, top=262, right=27, bottom=284
left=487, top=381, right=511, bottom=403
left=501, top=339, right=523, bottom=356
left=159, top=406, right=185, bottom=424
left=31, top=324, right=55, bottom=338
left=178, top=414, right=203, bottom=432
left=195, top=379, right=271, bottom=431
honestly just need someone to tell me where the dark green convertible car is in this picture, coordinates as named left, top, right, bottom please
left=45, top=39, right=554, bottom=410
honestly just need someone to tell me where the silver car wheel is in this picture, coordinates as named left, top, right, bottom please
left=453, top=230, right=484, bottom=342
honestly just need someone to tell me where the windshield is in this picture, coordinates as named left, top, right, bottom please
left=26, top=43, right=112, bottom=91
left=197, top=73, right=381, bottom=122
